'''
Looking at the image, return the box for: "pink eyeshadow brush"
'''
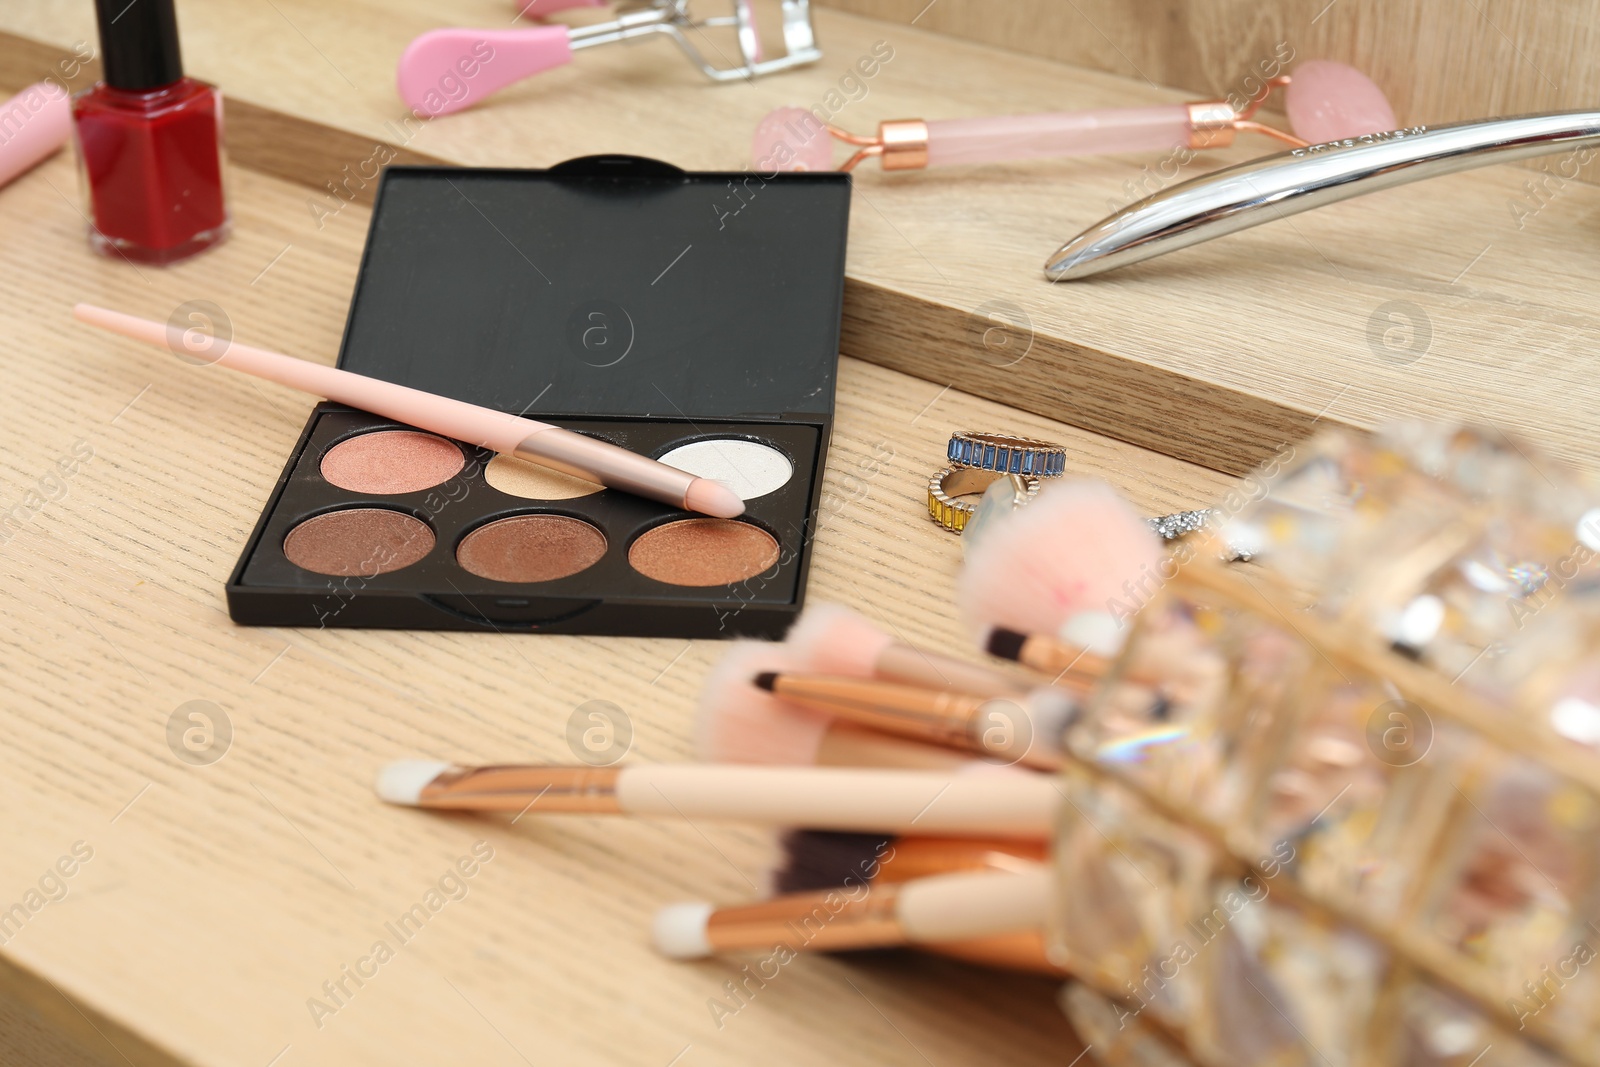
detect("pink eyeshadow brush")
[786,602,1030,697]
[73,304,744,519]
[958,480,1162,685]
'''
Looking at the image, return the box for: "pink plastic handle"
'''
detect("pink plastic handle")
[518,0,605,17]
[0,82,71,189]
[925,106,1193,167]
[397,26,573,116]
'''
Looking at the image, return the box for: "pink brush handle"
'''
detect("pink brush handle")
[397,26,572,117]
[925,105,1193,167]
[0,82,71,189]
[74,304,543,454]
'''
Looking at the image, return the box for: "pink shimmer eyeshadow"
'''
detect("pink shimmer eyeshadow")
[320,430,464,495]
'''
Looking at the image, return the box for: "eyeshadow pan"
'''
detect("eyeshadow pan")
[457,514,608,583]
[657,439,793,501]
[283,508,434,576]
[629,519,780,587]
[483,454,604,501]
[321,430,464,495]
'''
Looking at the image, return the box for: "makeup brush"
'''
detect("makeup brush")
[769,830,1064,975]
[652,865,1053,958]
[695,642,979,771]
[752,671,1076,770]
[772,829,1045,891]
[376,761,1057,837]
[73,304,744,519]
[786,602,1029,697]
[958,480,1160,684]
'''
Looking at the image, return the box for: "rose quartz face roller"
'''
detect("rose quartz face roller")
[399,0,816,117]
[754,60,1396,172]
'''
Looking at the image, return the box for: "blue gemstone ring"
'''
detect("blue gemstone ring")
[946,431,1067,477]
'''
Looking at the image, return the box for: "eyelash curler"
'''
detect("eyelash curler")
[1043,110,1600,280]
[398,0,820,117]
[753,60,1394,173]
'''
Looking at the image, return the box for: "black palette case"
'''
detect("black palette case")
[226,157,852,638]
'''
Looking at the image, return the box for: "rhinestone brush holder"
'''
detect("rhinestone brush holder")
[1048,421,1600,1067]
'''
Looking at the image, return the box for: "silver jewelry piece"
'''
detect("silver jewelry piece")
[1147,509,1212,541]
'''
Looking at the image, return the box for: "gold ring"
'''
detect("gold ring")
[927,467,1039,533]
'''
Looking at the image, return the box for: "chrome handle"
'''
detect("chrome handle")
[1045,110,1600,281]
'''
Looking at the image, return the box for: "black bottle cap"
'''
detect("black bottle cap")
[94,0,184,91]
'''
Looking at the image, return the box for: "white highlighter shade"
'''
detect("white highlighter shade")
[659,439,793,501]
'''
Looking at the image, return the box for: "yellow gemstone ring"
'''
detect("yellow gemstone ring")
[927,467,1039,533]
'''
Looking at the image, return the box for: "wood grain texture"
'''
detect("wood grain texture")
[0,146,1231,1066]
[4,5,1599,478]
[818,0,1600,185]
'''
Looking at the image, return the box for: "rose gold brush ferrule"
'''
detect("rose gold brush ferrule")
[764,674,1063,770]
[514,426,697,509]
[776,675,989,746]
[1016,634,1113,685]
[417,765,623,812]
[704,886,906,953]
[874,837,1050,884]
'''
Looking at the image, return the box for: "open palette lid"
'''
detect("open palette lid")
[337,159,852,422]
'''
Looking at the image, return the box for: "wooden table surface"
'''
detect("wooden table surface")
[3,2,1587,1064]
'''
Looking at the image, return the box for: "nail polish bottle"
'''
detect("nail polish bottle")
[72,0,229,265]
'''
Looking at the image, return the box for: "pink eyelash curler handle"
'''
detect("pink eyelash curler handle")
[518,0,604,16]
[924,106,1195,167]
[397,27,572,116]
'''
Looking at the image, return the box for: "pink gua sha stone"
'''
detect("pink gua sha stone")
[397,27,575,117]
[752,107,836,172]
[1283,60,1398,144]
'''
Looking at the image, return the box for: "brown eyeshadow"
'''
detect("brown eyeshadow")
[456,514,608,584]
[628,519,780,587]
[320,430,464,495]
[282,508,435,576]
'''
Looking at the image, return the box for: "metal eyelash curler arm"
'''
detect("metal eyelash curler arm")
[573,0,820,82]
[1045,109,1600,281]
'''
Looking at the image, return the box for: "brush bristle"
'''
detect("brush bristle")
[784,602,895,678]
[985,627,1029,662]
[771,829,895,894]
[959,481,1160,644]
[375,759,451,805]
[694,642,833,765]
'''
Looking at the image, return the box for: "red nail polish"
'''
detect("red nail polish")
[72,0,229,265]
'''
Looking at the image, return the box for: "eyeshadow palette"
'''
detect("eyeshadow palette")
[226,158,851,638]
